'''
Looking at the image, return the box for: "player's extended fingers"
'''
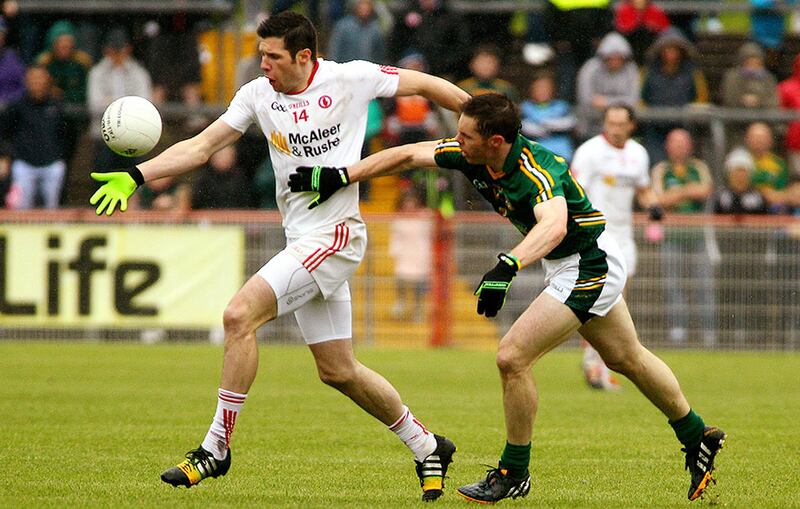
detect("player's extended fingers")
[96,194,111,215]
[119,196,128,212]
[89,187,105,205]
[476,297,485,316]
[90,172,114,182]
[105,197,119,216]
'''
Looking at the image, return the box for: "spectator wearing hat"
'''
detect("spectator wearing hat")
[640,28,708,163]
[721,42,778,109]
[36,20,93,192]
[0,15,24,107]
[87,27,153,170]
[576,32,639,138]
[715,147,768,214]
[36,20,92,104]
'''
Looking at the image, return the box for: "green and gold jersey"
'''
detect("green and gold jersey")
[434,134,605,259]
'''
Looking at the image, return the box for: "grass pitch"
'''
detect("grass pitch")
[2,342,799,508]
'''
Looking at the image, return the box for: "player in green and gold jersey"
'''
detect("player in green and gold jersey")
[288,93,726,504]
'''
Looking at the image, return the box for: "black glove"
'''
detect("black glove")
[288,165,350,209]
[474,253,520,318]
[648,204,664,221]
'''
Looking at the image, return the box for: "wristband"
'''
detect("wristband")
[648,205,664,222]
[127,166,145,187]
[498,253,521,272]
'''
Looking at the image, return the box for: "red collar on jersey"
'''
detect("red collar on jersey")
[287,60,320,95]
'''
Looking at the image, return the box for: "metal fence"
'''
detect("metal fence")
[1,210,797,351]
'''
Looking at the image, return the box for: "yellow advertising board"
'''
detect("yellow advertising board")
[0,224,243,327]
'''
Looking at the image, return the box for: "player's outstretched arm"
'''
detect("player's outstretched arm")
[396,69,469,113]
[288,141,439,209]
[90,119,242,216]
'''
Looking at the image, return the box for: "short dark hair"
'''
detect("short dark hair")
[461,93,520,143]
[257,11,318,61]
[603,103,636,123]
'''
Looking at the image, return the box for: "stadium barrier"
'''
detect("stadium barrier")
[1,210,797,351]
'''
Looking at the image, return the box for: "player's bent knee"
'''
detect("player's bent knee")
[316,364,357,389]
[223,301,255,337]
[602,348,644,376]
[496,344,528,376]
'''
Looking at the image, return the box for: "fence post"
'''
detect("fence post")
[429,212,453,347]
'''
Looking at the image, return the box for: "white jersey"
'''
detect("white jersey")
[220,59,399,238]
[571,134,650,240]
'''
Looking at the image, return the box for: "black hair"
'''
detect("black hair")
[603,103,637,123]
[257,11,318,61]
[461,93,520,143]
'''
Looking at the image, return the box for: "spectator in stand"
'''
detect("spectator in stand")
[143,13,202,107]
[390,0,469,80]
[778,53,800,176]
[389,188,432,322]
[35,20,92,104]
[0,66,66,209]
[640,28,708,163]
[742,121,792,213]
[35,20,93,199]
[191,145,251,209]
[651,129,716,345]
[614,0,671,65]
[386,52,440,147]
[456,45,519,102]
[87,27,153,171]
[750,0,797,78]
[520,72,576,161]
[0,16,24,107]
[714,148,768,214]
[543,0,613,102]
[576,32,639,138]
[327,0,386,64]
[721,42,778,109]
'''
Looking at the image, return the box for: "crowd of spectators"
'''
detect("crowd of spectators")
[1,0,800,216]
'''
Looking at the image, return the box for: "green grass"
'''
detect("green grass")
[2,343,799,508]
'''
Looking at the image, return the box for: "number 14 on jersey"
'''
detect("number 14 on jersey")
[293,109,308,123]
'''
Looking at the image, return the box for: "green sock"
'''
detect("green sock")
[669,409,705,450]
[499,441,530,479]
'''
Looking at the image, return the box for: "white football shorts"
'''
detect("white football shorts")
[256,219,366,344]
[542,230,626,317]
[609,231,636,278]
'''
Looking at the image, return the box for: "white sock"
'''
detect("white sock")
[201,388,247,460]
[389,405,437,462]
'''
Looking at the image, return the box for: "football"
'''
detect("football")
[101,96,162,157]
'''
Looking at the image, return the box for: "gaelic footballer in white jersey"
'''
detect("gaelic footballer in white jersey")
[221,59,399,238]
[571,133,650,242]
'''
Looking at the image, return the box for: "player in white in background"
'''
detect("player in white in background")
[571,104,663,391]
[88,11,469,501]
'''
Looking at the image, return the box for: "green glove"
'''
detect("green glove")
[89,167,145,216]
